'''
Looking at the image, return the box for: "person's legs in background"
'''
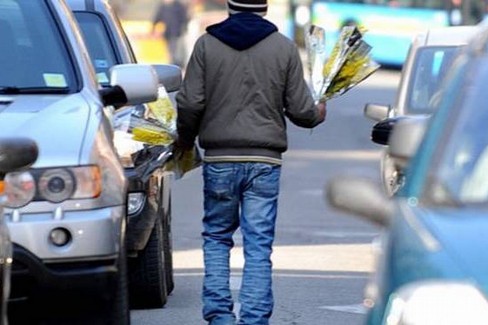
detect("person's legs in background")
[167,37,187,68]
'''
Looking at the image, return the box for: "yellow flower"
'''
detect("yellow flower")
[132,127,174,145]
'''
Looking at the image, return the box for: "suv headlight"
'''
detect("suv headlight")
[38,169,75,202]
[3,166,101,207]
[3,171,36,208]
[385,281,488,325]
[127,192,146,216]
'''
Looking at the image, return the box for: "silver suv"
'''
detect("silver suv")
[0,0,158,323]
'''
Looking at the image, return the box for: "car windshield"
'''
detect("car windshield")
[74,12,119,87]
[0,0,76,92]
[426,61,488,205]
[406,46,460,114]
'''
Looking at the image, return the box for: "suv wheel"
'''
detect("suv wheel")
[162,194,174,295]
[109,235,130,324]
[129,216,168,309]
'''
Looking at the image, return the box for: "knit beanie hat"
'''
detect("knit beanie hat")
[227,0,268,16]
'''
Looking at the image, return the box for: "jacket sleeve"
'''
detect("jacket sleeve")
[176,38,206,148]
[283,44,323,128]
[152,5,164,26]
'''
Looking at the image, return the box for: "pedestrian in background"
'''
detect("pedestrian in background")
[449,0,485,25]
[175,0,326,323]
[152,0,189,67]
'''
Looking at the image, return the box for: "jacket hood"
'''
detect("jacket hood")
[206,12,278,51]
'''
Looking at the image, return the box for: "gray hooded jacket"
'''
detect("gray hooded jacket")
[176,13,322,164]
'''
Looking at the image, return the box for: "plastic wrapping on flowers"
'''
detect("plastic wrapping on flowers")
[304,24,380,102]
[113,85,201,179]
[304,24,328,102]
[131,86,177,145]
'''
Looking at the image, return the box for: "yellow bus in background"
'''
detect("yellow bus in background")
[120,19,170,64]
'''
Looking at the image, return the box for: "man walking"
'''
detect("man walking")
[175,0,326,323]
[152,0,189,67]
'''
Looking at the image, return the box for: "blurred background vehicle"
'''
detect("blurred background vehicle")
[108,0,488,68]
[290,0,486,67]
[0,0,158,323]
[0,138,38,325]
[327,23,488,325]
[67,0,183,309]
[108,0,291,64]
[364,25,479,195]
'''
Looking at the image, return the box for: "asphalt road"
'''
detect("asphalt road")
[131,68,401,325]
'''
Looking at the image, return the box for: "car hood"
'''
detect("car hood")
[421,207,488,289]
[0,94,90,167]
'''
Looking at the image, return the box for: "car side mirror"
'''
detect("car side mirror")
[100,64,159,108]
[151,64,182,92]
[326,176,393,227]
[364,103,390,122]
[371,115,410,146]
[0,138,38,178]
[388,116,429,170]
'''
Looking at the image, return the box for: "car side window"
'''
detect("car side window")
[425,57,488,205]
[408,47,457,113]
[74,12,118,86]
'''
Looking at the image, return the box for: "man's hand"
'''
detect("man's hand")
[174,137,194,152]
[317,101,327,123]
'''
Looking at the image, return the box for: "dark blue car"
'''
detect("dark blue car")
[327,24,488,325]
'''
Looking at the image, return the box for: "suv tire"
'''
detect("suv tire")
[129,216,168,309]
[109,222,130,325]
[162,194,174,295]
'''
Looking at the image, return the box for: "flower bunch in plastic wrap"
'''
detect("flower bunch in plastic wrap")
[304,24,380,102]
[130,86,177,146]
[113,85,201,179]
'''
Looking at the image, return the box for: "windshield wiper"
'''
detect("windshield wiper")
[0,86,70,94]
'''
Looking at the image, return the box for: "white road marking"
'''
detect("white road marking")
[230,276,242,316]
[230,276,242,291]
[284,150,382,161]
[310,231,378,238]
[298,189,324,197]
[318,304,367,315]
[173,244,374,273]
[175,272,369,280]
[233,303,241,317]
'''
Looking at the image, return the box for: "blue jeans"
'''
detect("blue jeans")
[202,162,281,325]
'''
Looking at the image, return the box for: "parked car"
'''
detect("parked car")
[0,138,38,325]
[66,0,182,308]
[0,0,159,323]
[327,25,488,325]
[364,26,478,195]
